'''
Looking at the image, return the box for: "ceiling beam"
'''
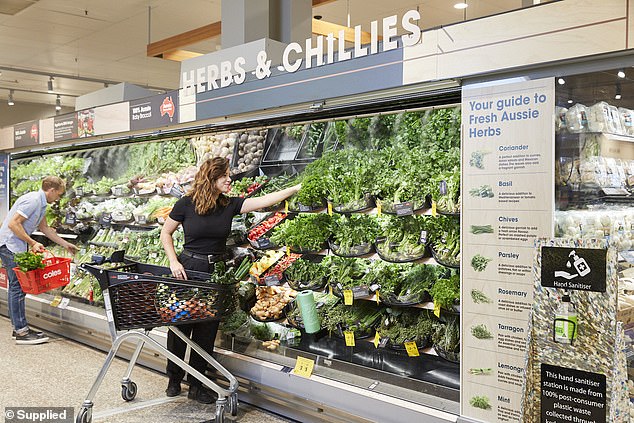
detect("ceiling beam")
[147,21,222,58]
[148,0,341,60]
[311,18,377,44]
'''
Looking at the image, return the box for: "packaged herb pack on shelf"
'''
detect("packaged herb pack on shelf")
[283,254,328,291]
[328,214,379,258]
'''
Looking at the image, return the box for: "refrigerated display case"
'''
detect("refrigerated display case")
[1,101,463,423]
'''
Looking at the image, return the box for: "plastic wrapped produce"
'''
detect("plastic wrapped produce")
[233,130,266,175]
[191,133,236,165]
[565,103,588,133]
[555,106,568,133]
[618,107,634,136]
[587,102,623,134]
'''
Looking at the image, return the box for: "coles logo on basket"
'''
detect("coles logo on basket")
[160,96,175,121]
[42,269,62,280]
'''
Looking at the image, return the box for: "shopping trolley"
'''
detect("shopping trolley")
[75,251,240,423]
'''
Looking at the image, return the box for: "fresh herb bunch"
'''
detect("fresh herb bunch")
[285,124,305,141]
[321,302,383,336]
[427,215,460,266]
[324,256,368,289]
[379,308,435,345]
[208,258,251,285]
[471,254,491,272]
[430,272,460,310]
[469,396,491,410]
[469,150,490,169]
[14,252,45,272]
[471,324,493,339]
[469,185,495,198]
[471,289,492,304]
[432,316,460,356]
[250,321,274,341]
[219,309,248,333]
[284,258,328,289]
[331,214,380,254]
[376,215,428,260]
[470,225,494,234]
[429,166,460,213]
[270,214,333,252]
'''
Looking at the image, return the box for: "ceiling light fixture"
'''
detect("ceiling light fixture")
[454,2,468,9]
[615,83,622,100]
[55,94,61,110]
[567,99,574,104]
[618,69,626,78]
[557,78,565,85]
[47,76,54,93]
[8,89,14,106]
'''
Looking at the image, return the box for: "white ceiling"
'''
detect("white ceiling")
[0,0,541,111]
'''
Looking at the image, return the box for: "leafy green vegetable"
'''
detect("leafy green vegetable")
[331,214,380,255]
[375,215,428,261]
[321,302,383,336]
[432,316,460,356]
[324,256,368,290]
[220,309,248,333]
[379,308,435,345]
[270,214,332,252]
[14,252,45,272]
[284,258,328,290]
[430,272,460,310]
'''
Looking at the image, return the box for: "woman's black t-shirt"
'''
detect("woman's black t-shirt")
[169,195,245,254]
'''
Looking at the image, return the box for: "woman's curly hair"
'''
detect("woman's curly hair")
[188,157,230,215]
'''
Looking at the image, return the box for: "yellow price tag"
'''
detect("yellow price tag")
[375,290,380,304]
[343,289,353,305]
[376,199,382,216]
[344,330,355,347]
[431,201,437,217]
[327,202,333,216]
[404,341,420,357]
[286,246,290,256]
[374,331,380,348]
[434,301,441,318]
[285,200,289,213]
[50,295,62,308]
[293,356,315,378]
[329,284,333,295]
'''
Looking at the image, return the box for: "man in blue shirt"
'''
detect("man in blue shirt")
[0,176,77,345]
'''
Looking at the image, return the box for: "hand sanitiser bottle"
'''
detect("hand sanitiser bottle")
[554,292,578,344]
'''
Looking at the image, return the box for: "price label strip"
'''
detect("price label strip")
[293,356,315,378]
[327,202,333,216]
[404,341,420,357]
[343,289,353,305]
[344,330,355,347]
[285,201,289,213]
[374,331,380,348]
[376,199,382,217]
[431,201,437,217]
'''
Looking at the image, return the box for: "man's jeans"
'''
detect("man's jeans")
[0,245,28,333]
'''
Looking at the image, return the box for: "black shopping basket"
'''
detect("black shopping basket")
[84,259,237,331]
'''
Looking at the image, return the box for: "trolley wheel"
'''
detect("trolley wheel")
[229,393,238,417]
[215,402,226,423]
[121,381,137,401]
[76,407,92,423]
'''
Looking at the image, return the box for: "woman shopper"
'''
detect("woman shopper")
[160,157,300,403]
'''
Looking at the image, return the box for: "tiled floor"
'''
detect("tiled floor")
[0,316,294,423]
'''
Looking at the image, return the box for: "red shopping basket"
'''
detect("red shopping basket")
[13,255,72,295]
